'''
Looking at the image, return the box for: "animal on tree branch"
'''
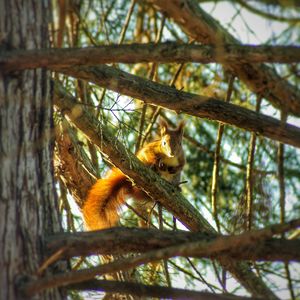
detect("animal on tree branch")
[83,119,185,230]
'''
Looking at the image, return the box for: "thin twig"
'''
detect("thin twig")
[140,52,185,146]
[124,202,156,229]
[186,258,217,293]
[284,263,296,300]
[135,104,148,152]
[212,261,228,293]
[246,96,262,230]
[158,203,172,287]
[211,75,235,232]
[278,111,287,225]
[278,111,295,300]
[37,247,67,276]
[172,259,224,292]
[118,0,136,44]
[147,201,158,227]
[135,17,165,152]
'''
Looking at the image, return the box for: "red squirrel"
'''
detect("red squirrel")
[83,119,185,230]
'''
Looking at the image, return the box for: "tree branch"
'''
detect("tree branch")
[53,65,300,148]
[67,279,261,300]
[146,0,300,117]
[55,119,97,208]
[23,219,300,296]
[1,43,300,72]
[46,226,300,262]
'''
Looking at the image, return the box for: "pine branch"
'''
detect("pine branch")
[53,65,300,148]
[46,227,300,262]
[1,43,300,72]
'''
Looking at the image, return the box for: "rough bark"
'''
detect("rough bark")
[0,1,63,299]
[54,65,300,148]
[146,0,300,117]
[24,221,299,297]
[55,120,97,208]
[53,85,279,299]
[1,43,300,71]
[46,227,300,262]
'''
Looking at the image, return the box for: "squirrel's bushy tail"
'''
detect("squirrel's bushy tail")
[83,168,129,230]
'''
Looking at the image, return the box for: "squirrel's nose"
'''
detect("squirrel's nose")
[168,152,175,157]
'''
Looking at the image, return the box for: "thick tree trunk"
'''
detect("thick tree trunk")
[0,1,63,299]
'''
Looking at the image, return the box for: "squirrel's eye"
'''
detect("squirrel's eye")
[163,141,167,145]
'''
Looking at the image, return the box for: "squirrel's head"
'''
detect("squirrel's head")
[160,119,185,157]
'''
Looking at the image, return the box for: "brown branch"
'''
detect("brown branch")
[211,75,235,232]
[135,16,165,152]
[211,122,225,231]
[277,112,296,299]
[22,220,300,296]
[46,227,213,257]
[67,279,260,300]
[146,0,300,117]
[140,60,185,146]
[58,181,76,232]
[53,64,300,148]
[278,112,287,225]
[46,227,300,261]
[185,257,219,292]
[55,119,96,208]
[118,0,136,44]
[169,259,220,291]
[246,97,261,230]
[284,263,296,300]
[2,43,300,72]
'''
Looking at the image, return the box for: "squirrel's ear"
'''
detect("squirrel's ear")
[159,118,169,135]
[177,120,185,135]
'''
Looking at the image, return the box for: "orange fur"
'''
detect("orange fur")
[83,168,129,230]
[83,120,185,230]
